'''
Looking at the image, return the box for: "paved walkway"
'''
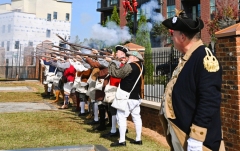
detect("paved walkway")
[0,102,57,113]
[0,86,33,92]
[2,145,108,151]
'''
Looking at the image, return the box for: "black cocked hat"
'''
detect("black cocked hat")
[162,9,204,33]
[115,45,129,54]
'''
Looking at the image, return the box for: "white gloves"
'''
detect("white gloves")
[187,137,203,151]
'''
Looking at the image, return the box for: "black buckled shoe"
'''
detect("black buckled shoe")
[93,126,106,131]
[130,140,143,145]
[105,123,112,127]
[110,141,126,147]
[87,120,99,125]
[101,131,118,138]
[78,112,86,116]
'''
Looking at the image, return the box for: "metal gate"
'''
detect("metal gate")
[143,47,182,102]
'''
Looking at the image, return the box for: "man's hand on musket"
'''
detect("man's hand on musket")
[105,57,112,62]
[73,58,78,62]
[82,55,88,59]
[92,49,98,54]
[75,55,82,60]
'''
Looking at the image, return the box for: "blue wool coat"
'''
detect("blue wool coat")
[169,45,223,150]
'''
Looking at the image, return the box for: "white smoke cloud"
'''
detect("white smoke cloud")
[90,21,131,46]
[140,0,164,23]
[138,22,153,32]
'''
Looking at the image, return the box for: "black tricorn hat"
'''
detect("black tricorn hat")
[162,9,204,33]
[115,45,129,54]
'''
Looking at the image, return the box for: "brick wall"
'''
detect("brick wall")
[128,100,165,136]
[175,0,181,10]
[200,0,211,44]
[140,106,164,135]
[216,35,240,151]
[119,0,127,27]
[162,0,167,17]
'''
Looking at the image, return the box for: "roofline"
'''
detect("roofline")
[57,1,72,3]
[0,3,11,5]
[0,11,35,15]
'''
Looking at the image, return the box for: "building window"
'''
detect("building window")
[47,13,51,21]
[198,4,201,18]
[7,25,10,33]
[2,25,5,33]
[111,0,118,5]
[46,30,51,37]
[53,12,57,19]
[210,0,216,20]
[13,9,21,12]
[66,13,70,21]
[1,41,4,47]
[28,41,33,46]
[15,41,19,49]
[7,41,10,51]
[97,1,101,9]
[6,59,9,64]
[167,5,175,18]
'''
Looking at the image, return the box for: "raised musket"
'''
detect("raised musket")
[56,35,112,55]
[52,45,115,59]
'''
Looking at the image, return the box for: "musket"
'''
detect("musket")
[52,45,115,59]
[36,48,83,61]
[56,36,112,55]
[56,34,79,51]
[32,54,53,59]
[33,53,83,62]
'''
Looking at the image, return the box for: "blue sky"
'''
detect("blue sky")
[0,0,100,42]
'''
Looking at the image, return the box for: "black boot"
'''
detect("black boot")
[43,92,51,99]
[106,110,112,127]
[94,104,106,131]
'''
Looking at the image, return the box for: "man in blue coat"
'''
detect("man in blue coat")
[160,10,225,151]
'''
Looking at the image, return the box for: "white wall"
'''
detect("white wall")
[0,0,72,66]
[0,12,71,66]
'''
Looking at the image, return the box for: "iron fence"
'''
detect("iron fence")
[143,47,182,102]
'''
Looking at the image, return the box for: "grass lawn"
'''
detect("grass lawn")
[0,81,44,102]
[0,81,170,151]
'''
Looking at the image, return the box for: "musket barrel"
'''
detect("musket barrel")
[59,40,112,55]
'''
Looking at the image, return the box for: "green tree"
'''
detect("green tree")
[110,6,120,25]
[125,12,134,35]
[69,35,82,50]
[73,35,81,45]
[136,15,154,84]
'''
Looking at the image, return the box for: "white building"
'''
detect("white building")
[0,0,72,66]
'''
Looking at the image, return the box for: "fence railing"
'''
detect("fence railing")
[143,48,182,102]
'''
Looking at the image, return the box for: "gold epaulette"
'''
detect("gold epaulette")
[203,47,219,72]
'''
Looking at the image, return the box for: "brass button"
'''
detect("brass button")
[200,132,204,135]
